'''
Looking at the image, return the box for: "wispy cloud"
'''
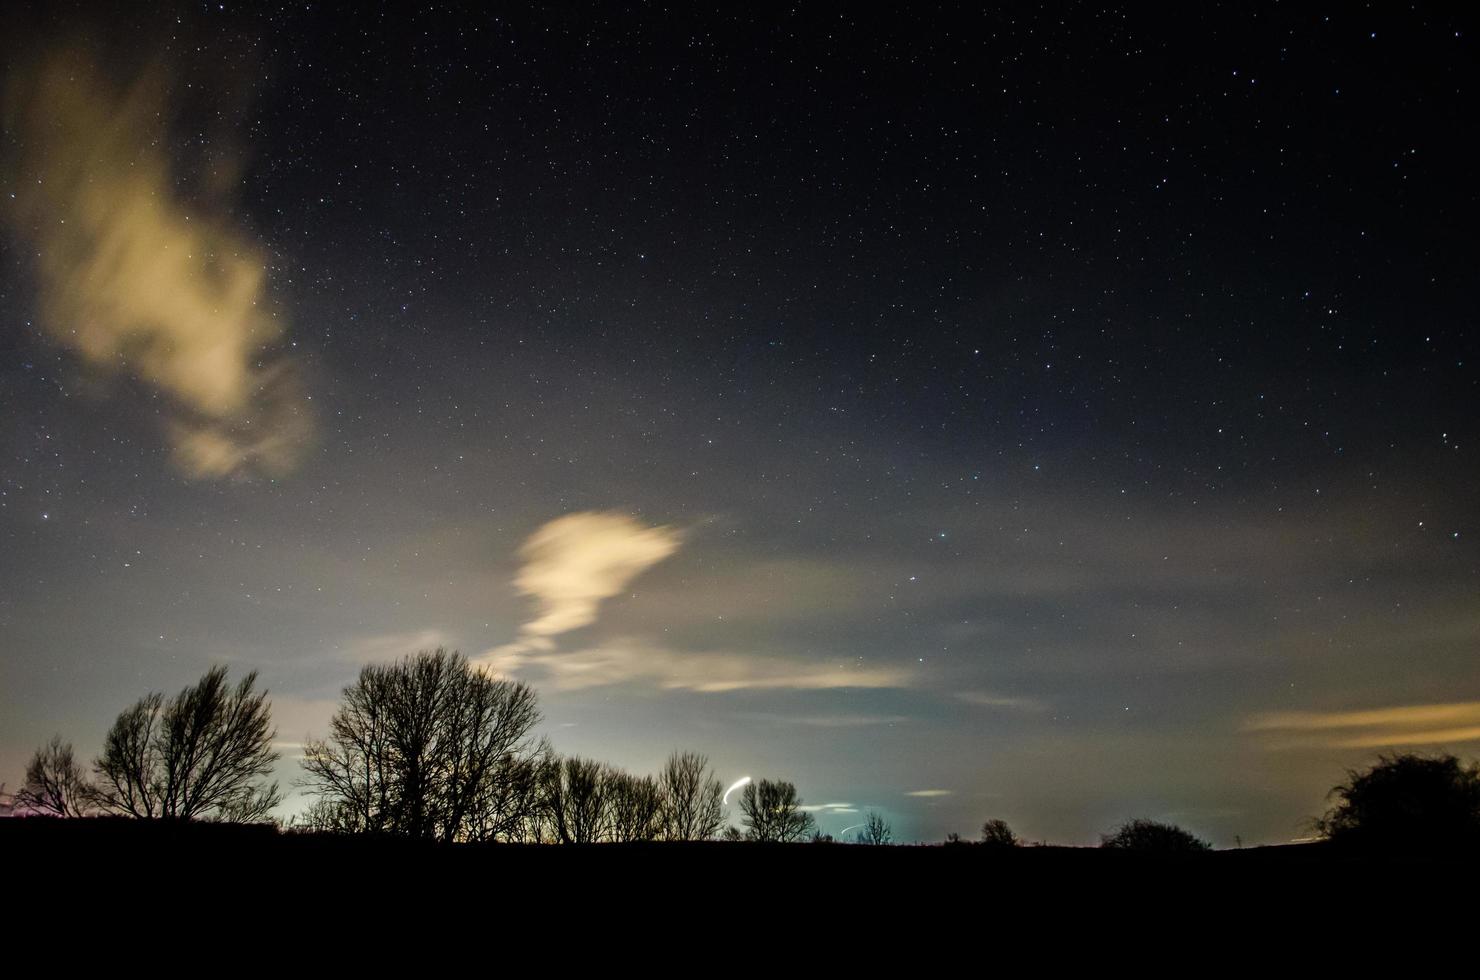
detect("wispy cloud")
[4,45,311,477]
[906,789,952,798]
[1247,701,1480,749]
[485,639,908,693]
[956,691,1045,711]
[800,802,859,814]
[738,712,909,728]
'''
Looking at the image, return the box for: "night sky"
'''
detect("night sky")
[2,3,1476,845]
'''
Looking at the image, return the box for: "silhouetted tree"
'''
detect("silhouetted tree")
[856,809,892,844]
[546,755,608,843]
[301,649,542,841]
[1100,818,1210,852]
[605,769,664,842]
[659,750,724,840]
[465,745,554,843]
[1316,753,1480,850]
[720,825,745,842]
[289,797,359,834]
[93,667,281,821]
[739,778,816,842]
[980,818,1020,848]
[16,735,94,817]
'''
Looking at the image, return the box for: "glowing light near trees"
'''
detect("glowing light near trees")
[722,776,751,805]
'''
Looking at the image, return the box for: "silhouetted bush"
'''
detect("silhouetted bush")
[1100,818,1210,852]
[980,818,1020,848]
[1316,753,1480,850]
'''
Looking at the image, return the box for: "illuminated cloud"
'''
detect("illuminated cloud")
[484,639,909,693]
[512,511,682,640]
[481,511,909,692]
[3,46,311,478]
[1247,701,1480,749]
[906,789,953,798]
[262,695,340,747]
[956,691,1045,711]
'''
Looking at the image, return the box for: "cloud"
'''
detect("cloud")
[484,639,909,693]
[3,45,311,478]
[510,511,682,641]
[905,789,953,798]
[956,691,1045,711]
[481,511,909,693]
[264,696,341,744]
[737,712,909,728]
[799,802,859,814]
[1247,701,1480,749]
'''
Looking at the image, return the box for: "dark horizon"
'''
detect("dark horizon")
[2,3,1477,847]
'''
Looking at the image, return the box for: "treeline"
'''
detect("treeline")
[11,650,821,844]
[12,651,1480,851]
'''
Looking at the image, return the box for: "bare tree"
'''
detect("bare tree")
[739,778,816,842]
[855,809,892,845]
[301,649,544,842]
[16,735,94,817]
[605,769,664,842]
[463,743,556,843]
[437,657,544,842]
[300,665,396,834]
[659,750,724,841]
[93,668,281,821]
[93,692,164,817]
[546,755,609,843]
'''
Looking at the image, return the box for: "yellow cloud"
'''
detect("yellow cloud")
[480,511,910,693]
[513,511,682,640]
[1248,701,1480,749]
[4,45,311,478]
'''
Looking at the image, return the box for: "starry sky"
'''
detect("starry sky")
[2,3,1477,845]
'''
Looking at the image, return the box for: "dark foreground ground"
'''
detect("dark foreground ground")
[5,818,1472,955]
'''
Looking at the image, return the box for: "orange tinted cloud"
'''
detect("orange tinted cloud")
[1248,701,1480,749]
[4,46,311,477]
